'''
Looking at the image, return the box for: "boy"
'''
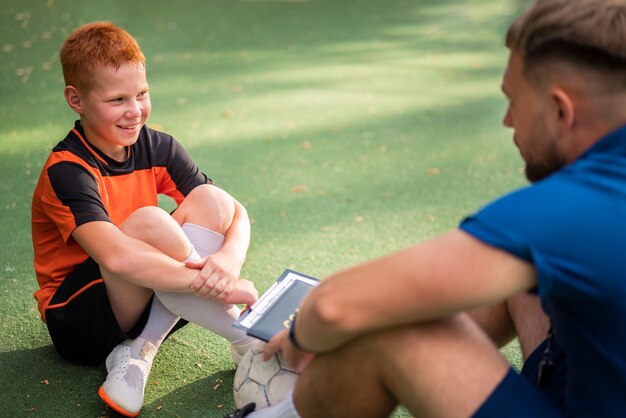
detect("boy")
[31,22,258,417]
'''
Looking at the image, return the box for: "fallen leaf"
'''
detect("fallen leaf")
[40,379,49,385]
[291,184,308,193]
[426,168,440,176]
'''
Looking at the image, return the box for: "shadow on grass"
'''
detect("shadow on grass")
[145,369,236,418]
[0,346,107,417]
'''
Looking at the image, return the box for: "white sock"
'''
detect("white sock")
[247,389,301,418]
[135,292,180,350]
[155,223,252,346]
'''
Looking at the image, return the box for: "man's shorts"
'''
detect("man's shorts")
[473,337,567,417]
[45,257,152,366]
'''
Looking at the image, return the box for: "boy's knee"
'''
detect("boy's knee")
[176,185,237,234]
[120,206,179,238]
[125,206,171,227]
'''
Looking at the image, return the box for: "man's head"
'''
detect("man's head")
[60,21,145,92]
[502,0,626,182]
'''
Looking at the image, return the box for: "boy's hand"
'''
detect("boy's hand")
[187,250,251,301]
[186,250,237,297]
[223,279,258,305]
[264,329,315,373]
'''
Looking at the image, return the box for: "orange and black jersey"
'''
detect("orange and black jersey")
[32,121,211,321]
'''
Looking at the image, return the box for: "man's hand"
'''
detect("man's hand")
[264,329,315,373]
[187,249,242,300]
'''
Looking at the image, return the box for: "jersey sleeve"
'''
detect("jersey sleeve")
[42,161,111,242]
[158,136,213,203]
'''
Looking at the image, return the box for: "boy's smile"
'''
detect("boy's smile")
[73,62,151,161]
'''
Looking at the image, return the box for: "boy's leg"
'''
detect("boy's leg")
[100,185,254,415]
[164,184,257,362]
[99,206,195,417]
[156,224,257,364]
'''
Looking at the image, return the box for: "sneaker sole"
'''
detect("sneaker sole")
[98,385,141,417]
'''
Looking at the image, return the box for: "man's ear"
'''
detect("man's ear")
[64,85,83,114]
[551,87,575,134]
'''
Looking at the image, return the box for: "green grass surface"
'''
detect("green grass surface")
[1,0,527,416]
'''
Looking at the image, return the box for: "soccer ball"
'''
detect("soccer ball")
[233,340,299,409]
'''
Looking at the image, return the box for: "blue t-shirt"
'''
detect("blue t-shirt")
[460,125,626,417]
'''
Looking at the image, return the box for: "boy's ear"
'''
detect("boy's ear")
[64,85,83,114]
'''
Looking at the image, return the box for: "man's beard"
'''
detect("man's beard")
[523,133,567,182]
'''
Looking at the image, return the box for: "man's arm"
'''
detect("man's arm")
[294,229,537,353]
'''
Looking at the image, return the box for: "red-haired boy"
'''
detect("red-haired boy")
[32,22,258,417]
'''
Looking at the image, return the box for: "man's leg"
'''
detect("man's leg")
[469,291,550,360]
[246,314,510,418]
[297,315,510,418]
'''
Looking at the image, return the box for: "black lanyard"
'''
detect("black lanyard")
[537,325,555,388]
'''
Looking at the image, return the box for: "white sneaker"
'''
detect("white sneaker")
[230,336,259,366]
[98,338,157,417]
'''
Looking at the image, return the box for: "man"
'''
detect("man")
[227,0,626,416]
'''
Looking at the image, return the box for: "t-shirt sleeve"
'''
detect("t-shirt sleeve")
[42,161,111,242]
[159,137,213,203]
[459,188,535,264]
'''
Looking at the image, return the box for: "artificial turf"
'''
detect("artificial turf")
[1,0,526,416]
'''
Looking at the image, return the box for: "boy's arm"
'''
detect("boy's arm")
[73,221,200,292]
[269,229,536,357]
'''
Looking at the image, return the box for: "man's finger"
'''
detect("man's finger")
[264,331,286,361]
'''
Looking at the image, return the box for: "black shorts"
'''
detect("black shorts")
[473,336,567,417]
[45,257,152,366]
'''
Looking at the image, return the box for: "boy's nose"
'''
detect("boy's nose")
[126,102,142,119]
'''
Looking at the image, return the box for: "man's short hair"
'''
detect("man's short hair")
[60,21,145,91]
[506,0,626,91]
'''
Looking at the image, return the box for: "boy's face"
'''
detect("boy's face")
[76,62,151,160]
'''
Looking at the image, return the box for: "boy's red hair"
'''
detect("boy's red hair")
[60,21,145,91]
